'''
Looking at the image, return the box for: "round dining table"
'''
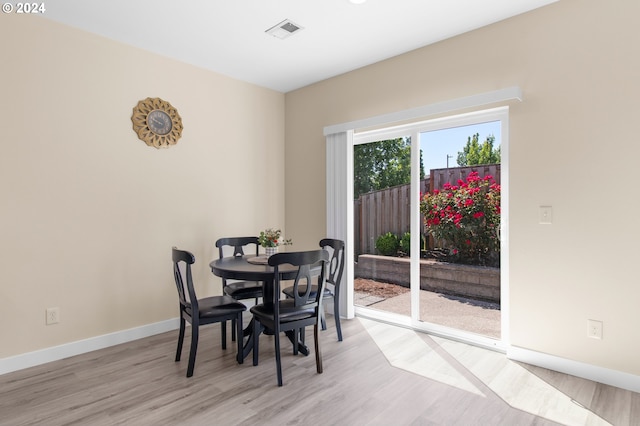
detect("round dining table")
[209,255,309,362]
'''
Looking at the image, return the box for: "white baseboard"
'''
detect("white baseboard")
[0,318,180,376]
[508,345,640,394]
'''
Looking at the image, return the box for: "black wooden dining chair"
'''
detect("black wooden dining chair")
[215,237,263,340]
[282,238,345,341]
[250,249,330,386]
[172,247,246,377]
[215,237,263,301]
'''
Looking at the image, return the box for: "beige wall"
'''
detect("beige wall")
[285,0,640,377]
[0,17,285,357]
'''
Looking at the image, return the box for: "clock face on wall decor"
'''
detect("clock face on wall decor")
[131,97,183,149]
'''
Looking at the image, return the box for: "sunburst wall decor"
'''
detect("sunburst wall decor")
[131,97,183,149]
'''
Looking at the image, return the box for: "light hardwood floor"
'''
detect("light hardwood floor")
[1,316,638,425]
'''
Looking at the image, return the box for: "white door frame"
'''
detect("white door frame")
[325,88,521,351]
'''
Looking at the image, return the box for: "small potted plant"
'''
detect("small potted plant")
[258,228,292,256]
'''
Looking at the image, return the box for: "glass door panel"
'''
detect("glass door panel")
[353,137,415,318]
[418,121,501,339]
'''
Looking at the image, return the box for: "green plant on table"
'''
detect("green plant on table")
[258,228,292,248]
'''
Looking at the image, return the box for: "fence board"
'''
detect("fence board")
[430,164,500,192]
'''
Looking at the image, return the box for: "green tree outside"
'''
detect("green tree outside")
[456,133,500,166]
[354,138,424,199]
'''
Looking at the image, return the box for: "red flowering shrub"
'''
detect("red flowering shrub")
[420,171,500,267]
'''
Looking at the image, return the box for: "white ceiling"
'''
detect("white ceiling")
[42,0,557,93]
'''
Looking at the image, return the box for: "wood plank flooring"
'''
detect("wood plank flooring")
[1,316,638,425]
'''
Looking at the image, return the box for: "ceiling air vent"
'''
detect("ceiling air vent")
[265,19,304,40]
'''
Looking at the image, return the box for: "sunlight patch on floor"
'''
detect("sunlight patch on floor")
[359,317,485,396]
[432,335,612,426]
[360,318,611,426]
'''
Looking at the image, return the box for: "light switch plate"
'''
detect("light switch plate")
[539,206,552,224]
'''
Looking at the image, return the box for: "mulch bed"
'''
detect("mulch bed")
[354,278,410,299]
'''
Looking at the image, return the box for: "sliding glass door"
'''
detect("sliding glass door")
[352,107,508,348]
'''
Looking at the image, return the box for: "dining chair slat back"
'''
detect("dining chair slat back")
[215,237,263,301]
[282,238,345,341]
[172,247,246,377]
[250,249,330,386]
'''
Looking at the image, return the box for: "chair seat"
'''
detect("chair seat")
[224,281,263,300]
[186,295,247,318]
[250,300,316,323]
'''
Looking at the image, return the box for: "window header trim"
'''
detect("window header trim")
[323,86,522,136]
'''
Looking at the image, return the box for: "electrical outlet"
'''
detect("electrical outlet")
[587,319,602,340]
[46,307,59,325]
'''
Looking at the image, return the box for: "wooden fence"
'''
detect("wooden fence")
[430,164,500,193]
[354,164,500,255]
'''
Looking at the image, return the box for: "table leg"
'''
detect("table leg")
[243,323,308,362]
[242,323,251,337]
[240,318,260,362]
[285,330,309,356]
